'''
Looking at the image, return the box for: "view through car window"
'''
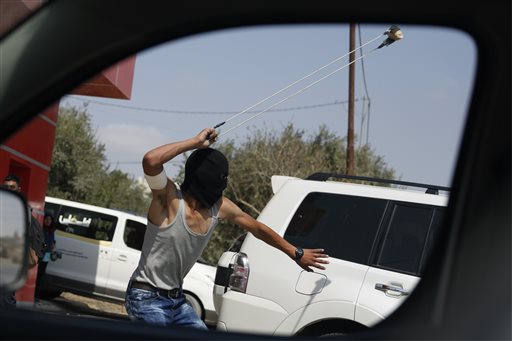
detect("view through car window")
[1,22,476,336]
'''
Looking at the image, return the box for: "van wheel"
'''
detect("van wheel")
[38,289,62,300]
[184,292,204,320]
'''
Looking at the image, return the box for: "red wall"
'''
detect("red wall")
[0,103,58,304]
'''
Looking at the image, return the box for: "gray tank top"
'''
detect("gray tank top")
[131,190,219,290]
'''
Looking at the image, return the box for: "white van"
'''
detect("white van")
[213,173,449,336]
[42,196,217,325]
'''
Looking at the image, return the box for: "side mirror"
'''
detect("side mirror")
[0,188,29,291]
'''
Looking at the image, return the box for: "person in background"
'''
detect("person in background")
[35,213,57,300]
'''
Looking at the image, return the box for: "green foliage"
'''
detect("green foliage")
[93,169,150,216]
[197,123,396,264]
[47,105,150,215]
[48,105,106,201]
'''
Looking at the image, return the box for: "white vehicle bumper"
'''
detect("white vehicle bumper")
[216,290,288,335]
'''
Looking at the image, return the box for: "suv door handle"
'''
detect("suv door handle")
[375,283,409,297]
[116,254,128,262]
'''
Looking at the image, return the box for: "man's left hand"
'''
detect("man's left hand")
[297,248,329,272]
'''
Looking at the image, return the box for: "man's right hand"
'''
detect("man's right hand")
[196,128,217,148]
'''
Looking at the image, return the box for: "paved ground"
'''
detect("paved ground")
[31,292,216,330]
[32,293,216,329]
[33,292,129,320]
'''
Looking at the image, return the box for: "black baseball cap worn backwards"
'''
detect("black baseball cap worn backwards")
[181,148,229,208]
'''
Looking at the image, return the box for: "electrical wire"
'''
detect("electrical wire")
[65,96,365,115]
[358,24,372,146]
[358,24,372,102]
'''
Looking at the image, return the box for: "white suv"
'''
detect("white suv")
[213,173,449,336]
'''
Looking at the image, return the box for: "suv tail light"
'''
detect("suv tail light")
[228,252,250,293]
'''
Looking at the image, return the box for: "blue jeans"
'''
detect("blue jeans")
[125,285,207,330]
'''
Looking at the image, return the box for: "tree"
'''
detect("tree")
[48,105,150,215]
[93,169,150,215]
[48,105,107,202]
[185,123,397,264]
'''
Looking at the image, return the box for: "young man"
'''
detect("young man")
[125,128,329,330]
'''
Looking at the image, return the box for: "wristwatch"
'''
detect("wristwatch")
[294,247,304,261]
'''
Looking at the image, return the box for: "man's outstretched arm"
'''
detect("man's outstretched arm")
[219,197,329,272]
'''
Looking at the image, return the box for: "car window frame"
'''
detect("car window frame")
[0,1,508,340]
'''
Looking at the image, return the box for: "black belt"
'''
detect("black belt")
[130,281,182,299]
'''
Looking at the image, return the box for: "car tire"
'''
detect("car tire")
[184,292,204,321]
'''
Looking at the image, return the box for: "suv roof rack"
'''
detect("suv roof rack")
[305,172,450,195]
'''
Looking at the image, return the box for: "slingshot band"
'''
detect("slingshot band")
[145,169,168,190]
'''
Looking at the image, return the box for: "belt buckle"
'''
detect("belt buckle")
[168,288,180,299]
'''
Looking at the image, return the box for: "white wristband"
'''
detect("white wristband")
[144,169,168,190]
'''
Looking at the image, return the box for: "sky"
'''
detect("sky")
[62,23,476,188]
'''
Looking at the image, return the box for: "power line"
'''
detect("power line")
[358,24,372,101]
[65,95,366,115]
[357,24,372,146]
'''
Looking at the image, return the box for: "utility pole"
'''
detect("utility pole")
[346,23,355,175]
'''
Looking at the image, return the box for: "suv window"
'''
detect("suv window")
[421,208,445,272]
[375,203,443,275]
[284,192,387,265]
[228,233,247,252]
[53,205,118,242]
[123,219,146,251]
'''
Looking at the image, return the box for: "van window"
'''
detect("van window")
[124,219,146,251]
[44,202,60,218]
[284,192,387,265]
[375,203,437,275]
[55,205,118,242]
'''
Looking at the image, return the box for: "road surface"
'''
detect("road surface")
[31,292,128,320]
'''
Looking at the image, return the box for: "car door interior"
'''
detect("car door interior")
[0,1,509,339]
